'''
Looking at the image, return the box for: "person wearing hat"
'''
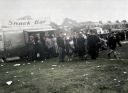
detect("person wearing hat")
[57,32,65,62]
[87,30,100,59]
[77,33,86,60]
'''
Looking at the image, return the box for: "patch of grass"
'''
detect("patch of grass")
[0,44,128,93]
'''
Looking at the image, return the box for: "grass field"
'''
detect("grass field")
[0,43,128,93]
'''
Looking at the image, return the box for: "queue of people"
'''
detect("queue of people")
[27,34,58,61]
[27,29,126,62]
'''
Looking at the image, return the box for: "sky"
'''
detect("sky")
[0,0,128,24]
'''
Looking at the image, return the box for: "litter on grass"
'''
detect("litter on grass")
[118,81,121,83]
[123,72,127,74]
[52,65,57,67]
[109,59,118,61]
[114,79,117,81]
[31,72,34,75]
[6,72,9,74]
[6,81,12,85]
[97,66,101,68]
[27,63,31,65]
[41,61,44,63]
[13,64,21,66]
[51,68,54,70]
[83,74,88,77]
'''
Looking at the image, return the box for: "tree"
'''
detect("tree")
[115,20,120,29]
[107,21,112,24]
[99,21,103,24]
[122,20,127,23]
[115,20,120,23]
[121,20,127,28]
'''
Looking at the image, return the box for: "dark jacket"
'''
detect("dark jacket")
[57,37,65,48]
[107,35,117,50]
[77,36,85,49]
[87,35,100,58]
[87,35,100,48]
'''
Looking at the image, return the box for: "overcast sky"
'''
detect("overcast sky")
[0,0,128,24]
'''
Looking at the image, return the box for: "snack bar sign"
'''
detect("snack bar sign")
[8,20,46,26]
[8,16,49,26]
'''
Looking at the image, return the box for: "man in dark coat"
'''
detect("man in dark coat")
[115,32,122,47]
[34,34,41,60]
[107,33,117,50]
[73,35,78,55]
[27,35,35,61]
[126,30,128,40]
[77,33,85,60]
[40,36,46,60]
[107,32,121,58]
[120,31,125,41]
[87,31,100,59]
[57,33,65,62]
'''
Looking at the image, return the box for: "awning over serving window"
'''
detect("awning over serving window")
[23,28,56,32]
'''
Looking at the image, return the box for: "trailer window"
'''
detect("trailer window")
[0,35,2,41]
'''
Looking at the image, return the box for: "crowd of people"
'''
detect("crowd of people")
[27,29,128,62]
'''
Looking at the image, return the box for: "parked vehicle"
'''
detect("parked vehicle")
[0,28,56,60]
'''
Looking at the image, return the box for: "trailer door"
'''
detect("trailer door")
[0,32,4,51]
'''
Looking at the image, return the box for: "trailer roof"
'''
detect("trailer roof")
[23,28,56,32]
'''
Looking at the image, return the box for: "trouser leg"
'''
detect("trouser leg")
[58,47,65,62]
